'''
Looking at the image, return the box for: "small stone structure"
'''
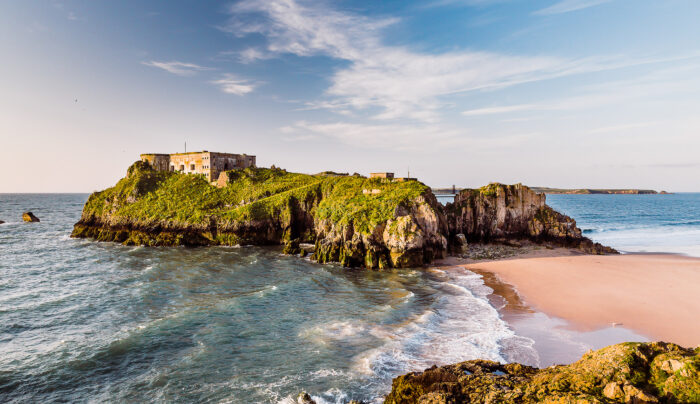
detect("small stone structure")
[140,151,256,182]
[370,172,394,179]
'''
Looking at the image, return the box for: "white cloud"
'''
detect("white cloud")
[282,120,536,151]
[210,74,257,95]
[238,48,274,63]
[588,121,660,134]
[142,61,210,76]
[222,0,666,123]
[462,104,538,116]
[461,63,700,117]
[534,0,613,15]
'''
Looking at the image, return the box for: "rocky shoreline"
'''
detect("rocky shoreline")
[384,342,700,403]
[72,162,615,268]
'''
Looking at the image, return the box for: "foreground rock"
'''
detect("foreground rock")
[0,220,4,224]
[385,342,699,403]
[72,163,614,268]
[22,212,40,222]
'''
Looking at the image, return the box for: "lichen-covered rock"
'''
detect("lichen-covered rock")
[446,183,616,254]
[22,212,40,222]
[384,342,700,403]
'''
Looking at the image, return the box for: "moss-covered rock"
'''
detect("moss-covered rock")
[72,162,446,268]
[384,342,700,403]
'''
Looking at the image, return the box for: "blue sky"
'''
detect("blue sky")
[2,0,700,192]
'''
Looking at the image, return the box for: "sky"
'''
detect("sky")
[1,0,699,192]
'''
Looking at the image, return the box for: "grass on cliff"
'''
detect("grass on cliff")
[83,162,430,234]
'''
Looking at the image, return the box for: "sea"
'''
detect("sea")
[1,193,698,403]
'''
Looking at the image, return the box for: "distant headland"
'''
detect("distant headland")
[529,187,672,195]
[434,187,672,195]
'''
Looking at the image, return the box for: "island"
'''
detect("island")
[71,160,614,269]
[529,187,664,194]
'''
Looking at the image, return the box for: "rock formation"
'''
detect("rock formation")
[384,342,700,403]
[72,163,615,268]
[72,162,446,269]
[22,212,40,222]
[445,183,615,254]
[0,220,5,224]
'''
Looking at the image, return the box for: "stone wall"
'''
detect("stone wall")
[139,151,256,182]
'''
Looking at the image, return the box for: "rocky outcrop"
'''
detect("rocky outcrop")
[72,162,447,269]
[314,192,448,269]
[72,163,616,268]
[445,183,616,254]
[22,212,40,222]
[384,342,700,403]
[0,220,4,224]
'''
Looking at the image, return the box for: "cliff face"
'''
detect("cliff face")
[446,183,616,254]
[72,162,447,269]
[385,342,700,404]
[314,192,448,268]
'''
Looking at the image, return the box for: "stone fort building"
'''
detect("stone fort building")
[140,151,256,182]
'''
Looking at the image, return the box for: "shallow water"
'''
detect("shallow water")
[0,194,538,403]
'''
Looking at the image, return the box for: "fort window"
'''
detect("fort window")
[179,165,185,171]
[170,166,174,172]
[190,164,195,171]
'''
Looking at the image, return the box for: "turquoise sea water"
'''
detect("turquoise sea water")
[0,193,696,402]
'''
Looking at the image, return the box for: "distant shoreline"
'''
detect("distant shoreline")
[432,187,673,195]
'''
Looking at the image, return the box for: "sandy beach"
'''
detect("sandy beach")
[459,251,700,347]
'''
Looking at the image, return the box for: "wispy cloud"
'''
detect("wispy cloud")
[463,104,537,116]
[142,61,210,76]
[534,0,613,15]
[238,48,275,64]
[221,0,673,123]
[281,120,536,151]
[210,74,257,95]
[588,121,660,134]
[462,62,700,117]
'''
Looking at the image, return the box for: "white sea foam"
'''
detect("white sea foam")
[344,266,539,390]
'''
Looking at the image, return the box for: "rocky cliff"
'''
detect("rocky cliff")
[72,163,614,268]
[384,342,700,403]
[445,183,616,254]
[72,162,447,269]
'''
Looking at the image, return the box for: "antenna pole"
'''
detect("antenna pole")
[185,141,187,153]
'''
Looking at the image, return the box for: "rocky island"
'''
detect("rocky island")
[72,161,614,268]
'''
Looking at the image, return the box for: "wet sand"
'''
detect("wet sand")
[456,251,700,348]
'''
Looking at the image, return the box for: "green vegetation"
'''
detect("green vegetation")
[316,176,428,234]
[81,162,429,235]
